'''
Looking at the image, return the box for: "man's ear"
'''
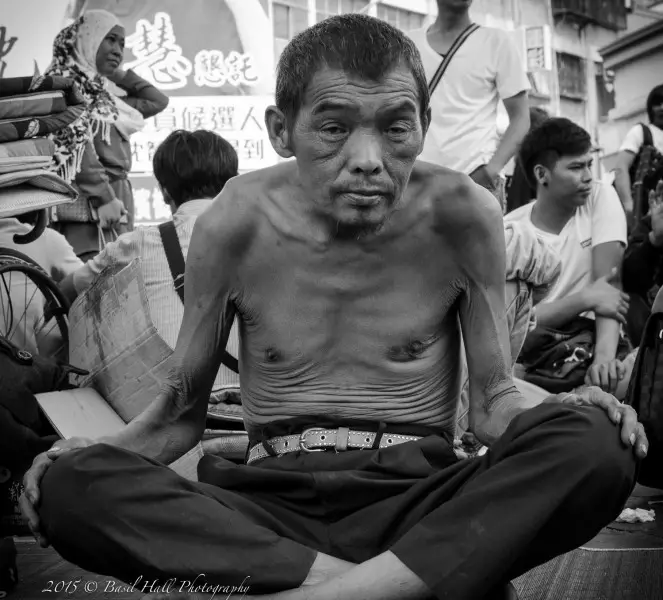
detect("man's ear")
[533,163,549,187]
[265,106,294,159]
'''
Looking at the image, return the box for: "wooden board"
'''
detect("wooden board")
[35,388,125,440]
[35,387,202,481]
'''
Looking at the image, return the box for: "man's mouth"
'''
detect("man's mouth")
[344,192,384,207]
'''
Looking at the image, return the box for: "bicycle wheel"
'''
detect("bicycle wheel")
[0,249,70,360]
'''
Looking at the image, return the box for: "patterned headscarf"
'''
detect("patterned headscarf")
[43,10,122,182]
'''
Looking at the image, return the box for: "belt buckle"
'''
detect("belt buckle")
[299,427,326,453]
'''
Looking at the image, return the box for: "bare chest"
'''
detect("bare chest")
[233,233,465,367]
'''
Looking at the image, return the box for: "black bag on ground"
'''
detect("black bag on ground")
[0,335,87,536]
[519,316,632,394]
[625,302,663,489]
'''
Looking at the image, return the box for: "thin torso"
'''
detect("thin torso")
[228,164,472,438]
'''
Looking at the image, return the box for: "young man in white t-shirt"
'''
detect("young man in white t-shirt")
[505,118,635,398]
[408,0,530,207]
[613,83,663,215]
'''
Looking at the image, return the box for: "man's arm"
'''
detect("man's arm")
[592,241,625,363]
[451,181,543,445]
[487,92,530,176]
[533,293,593,330]
[99,190,249,464]
[58,231,139,304]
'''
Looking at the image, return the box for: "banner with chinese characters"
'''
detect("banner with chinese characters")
[88,0,275,97]
[84,0,277,225]
[128,95,275,224]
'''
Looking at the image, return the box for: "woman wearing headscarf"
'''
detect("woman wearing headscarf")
[46,9,168,261]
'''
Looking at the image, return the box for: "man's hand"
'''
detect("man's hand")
[544,386,648,459]
[583,267,630,324]
[97,198,125,229]
[585,358,626,394]
[648,180,663,248]
[20,437,95,547]
[469,164,499,191]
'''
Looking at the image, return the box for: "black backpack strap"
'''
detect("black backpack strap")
[158,221,185,303]
[641,123,653,147]
[428,23,480,96]
[158,221,239,374]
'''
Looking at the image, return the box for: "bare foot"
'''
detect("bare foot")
[301,552,357,586]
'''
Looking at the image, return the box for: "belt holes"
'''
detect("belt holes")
[320,435,326,440]
[365,437,371,443]
[386,438,393,444]
[284,441,289,447]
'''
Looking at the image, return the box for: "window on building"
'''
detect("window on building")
[273,0,309,39]
[273,0,309,62]
[556,52,587,100]
[316,0,369,22]
[376,5,425,31]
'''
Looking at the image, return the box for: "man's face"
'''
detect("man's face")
[286,66,427,237]
[546,152,594,207]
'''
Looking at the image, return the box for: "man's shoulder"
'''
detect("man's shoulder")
[412,162,503,236]
[504,202,534,223]
[193,164,295,247]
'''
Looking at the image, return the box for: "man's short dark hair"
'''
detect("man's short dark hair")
[646,84,663,124]
[275,14,429,125]
[518,117,592,188]
[152,130,238,207]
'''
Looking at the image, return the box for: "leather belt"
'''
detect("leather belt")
[246,427,422,465]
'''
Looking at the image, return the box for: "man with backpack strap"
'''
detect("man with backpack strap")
[408,0,531,211]
[613,83,663,222]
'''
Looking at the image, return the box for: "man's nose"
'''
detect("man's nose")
[346,130,384,175]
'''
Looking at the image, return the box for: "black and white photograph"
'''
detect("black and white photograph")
[1,0,663,598]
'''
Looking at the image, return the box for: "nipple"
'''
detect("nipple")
[264,347,281,363]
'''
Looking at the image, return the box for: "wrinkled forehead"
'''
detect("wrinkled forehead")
[299,65,422,119]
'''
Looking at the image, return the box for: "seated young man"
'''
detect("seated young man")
[59,129,241,398]
[21,15,647,600]
[505,118,636,399]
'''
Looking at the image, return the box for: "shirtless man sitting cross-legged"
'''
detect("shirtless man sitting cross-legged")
[21,14,648,600]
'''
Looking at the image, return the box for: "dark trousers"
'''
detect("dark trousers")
[39,403,637,599]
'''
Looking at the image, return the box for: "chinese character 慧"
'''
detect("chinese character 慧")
[125,12,192,90]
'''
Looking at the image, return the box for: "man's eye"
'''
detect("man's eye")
[321,125,346,136]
